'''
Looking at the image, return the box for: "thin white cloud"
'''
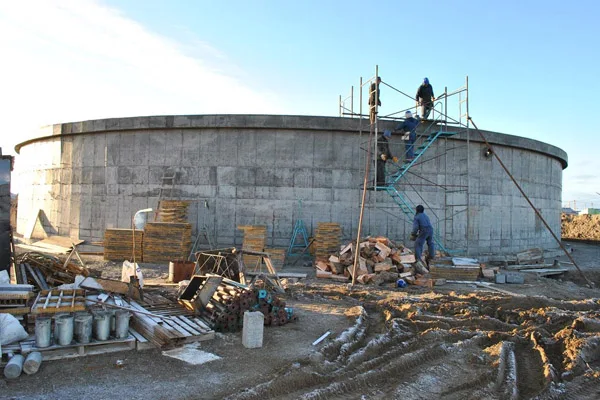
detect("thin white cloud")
[0,0,283,154]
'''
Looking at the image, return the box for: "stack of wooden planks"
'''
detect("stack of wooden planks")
[104,229,143,261]
[314,222,342,261]
[0,284,34,315]
[238,225,267,267]
[143,222,192,263]
[128,294,214,347]
[264,247,286,270]
[158,200,190,223]
[430,264,481,281]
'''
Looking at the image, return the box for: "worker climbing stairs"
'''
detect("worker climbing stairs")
[374,120,462,254]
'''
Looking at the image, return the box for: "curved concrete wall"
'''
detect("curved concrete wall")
[14,115,567,255]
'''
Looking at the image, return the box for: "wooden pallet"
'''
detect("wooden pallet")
[31,289,87,314]
[15,335,135,361]
[128,299,214,347]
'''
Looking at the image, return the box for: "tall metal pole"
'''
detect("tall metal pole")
[469,117,594,288]
[351,86,354,116]
[465,76,471,255]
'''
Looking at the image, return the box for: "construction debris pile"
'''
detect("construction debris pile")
[315,236,421,285]
[561,213,600,240]
[14,252,89,290]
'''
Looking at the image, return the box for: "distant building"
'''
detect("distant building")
[579,208,600,215]
[562,207,578,215]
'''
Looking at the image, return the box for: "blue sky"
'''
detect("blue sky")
[1,0,598,206]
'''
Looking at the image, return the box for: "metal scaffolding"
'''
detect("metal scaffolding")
[339,66,472,255]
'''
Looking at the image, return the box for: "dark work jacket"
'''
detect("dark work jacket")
[416,83,434,103]
[412,212,433,235]
[369,82,381,106]
[377,135,392,160]
[396,117,419,140]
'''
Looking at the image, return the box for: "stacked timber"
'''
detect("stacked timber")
[143,222,192,263]
[316,236,431,286]
[198,280,296,332]
[264,247,286,270]
[158,200,190,223]
[238,225,267,267]
[103,229,143,261]
[314,222,342,261]
[128,298,214,347]
[429,258,481,281]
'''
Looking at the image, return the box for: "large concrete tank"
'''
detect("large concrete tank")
[14,115,567,255]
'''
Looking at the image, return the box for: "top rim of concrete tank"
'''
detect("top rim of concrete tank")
[14,114,568,168]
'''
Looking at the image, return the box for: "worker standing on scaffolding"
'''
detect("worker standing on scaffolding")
[410,204,435,270]
[376,130,397,186]
[395,111,420,162]
[368,77,382,124]
[416,77,435,120]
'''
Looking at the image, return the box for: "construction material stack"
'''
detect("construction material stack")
[238,225,267,267]
[264,247,286,270]
[142,222,192,263]
[197,280,296,332]
[103,229,143,261]
[314,222,342,261]
[157,200,190,223]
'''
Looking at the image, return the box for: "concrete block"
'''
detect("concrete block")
[495,274,506,284]
[242,311,264,349]
[505,272,524,284]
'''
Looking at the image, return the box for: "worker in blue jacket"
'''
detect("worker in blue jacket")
[410,205,435,264]
[395,111,419,162]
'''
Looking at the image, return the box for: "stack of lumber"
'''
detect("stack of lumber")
[103,229,143,261]
[315,236,423,285]
[238,225,267,267]
[128,294,214,347]
[314,222,342,260]
[429,257,481,281]
[158,200,190,223]
[16,252,89,288]
[143,222,192,263]
[265,247,286,270]
[196,279,296,332]
[0,284,34,315]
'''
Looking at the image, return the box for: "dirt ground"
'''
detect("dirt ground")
[2,242,600,400]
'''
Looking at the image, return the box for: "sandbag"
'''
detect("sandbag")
[0,313,28,345]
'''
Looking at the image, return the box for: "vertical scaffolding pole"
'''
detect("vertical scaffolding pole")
[465,75,471,255]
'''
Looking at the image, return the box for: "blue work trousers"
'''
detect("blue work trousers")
[415,227,435,261]
[405,132,416,159]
